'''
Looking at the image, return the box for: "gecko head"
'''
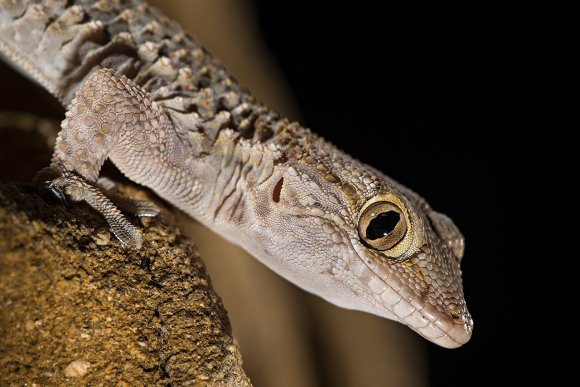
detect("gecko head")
[348,187,473,348]
[257,145,472,349]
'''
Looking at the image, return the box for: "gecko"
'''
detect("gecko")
[0,0,472,348]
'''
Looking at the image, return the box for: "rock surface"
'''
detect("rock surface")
[0,183,250,385]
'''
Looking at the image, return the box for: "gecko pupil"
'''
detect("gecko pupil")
[366,211,400,240]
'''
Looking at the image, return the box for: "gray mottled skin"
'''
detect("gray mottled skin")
[0,0,472,348]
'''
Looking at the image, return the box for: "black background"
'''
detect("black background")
[253,1,576,386]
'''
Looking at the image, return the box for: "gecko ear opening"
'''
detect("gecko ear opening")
[272,177,284,203]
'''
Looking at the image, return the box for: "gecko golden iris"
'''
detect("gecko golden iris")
[0,0,472,348]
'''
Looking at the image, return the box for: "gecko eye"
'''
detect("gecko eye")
[358,201,407,251]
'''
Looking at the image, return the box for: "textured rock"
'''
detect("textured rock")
[0,183,250,385]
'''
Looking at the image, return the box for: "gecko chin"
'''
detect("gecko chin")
[316,254,473,349]
[337,211,473,348]
[352,273,473,349]
[325,245,473,349]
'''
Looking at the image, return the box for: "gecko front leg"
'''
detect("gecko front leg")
[35,166,145,247]
[34,68,170,248]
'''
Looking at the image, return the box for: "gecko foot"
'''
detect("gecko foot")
[34,166,145,248]
[97,177,160,218]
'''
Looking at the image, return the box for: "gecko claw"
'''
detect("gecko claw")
[38,181,67,205]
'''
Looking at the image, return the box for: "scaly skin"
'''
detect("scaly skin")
[0,0,472,348]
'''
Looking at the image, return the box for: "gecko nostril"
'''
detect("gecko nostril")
[272,177,284,203]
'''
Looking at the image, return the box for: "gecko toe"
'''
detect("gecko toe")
[97,184,160,218]
[130,199,160,217]
[109,217,143,249]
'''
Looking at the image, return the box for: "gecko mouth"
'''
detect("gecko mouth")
[359,265,473,348]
